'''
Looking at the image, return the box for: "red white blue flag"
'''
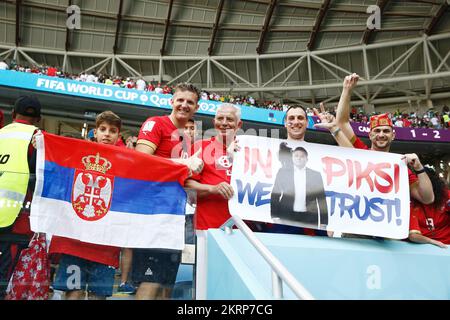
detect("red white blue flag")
[30,132,189,249]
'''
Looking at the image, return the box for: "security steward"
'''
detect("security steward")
[0,95,41,299]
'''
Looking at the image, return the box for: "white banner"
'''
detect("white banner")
[229,135,410,239]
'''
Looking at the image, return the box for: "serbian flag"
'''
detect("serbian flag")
[30,132,189,250]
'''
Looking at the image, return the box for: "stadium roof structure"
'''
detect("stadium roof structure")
[0,0,450,108]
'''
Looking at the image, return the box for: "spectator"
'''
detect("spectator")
[147,82,155,92]
[184,119,198,245]
[154,83,163,94]
[408,166,450,248]
[0,95,42,299]
[46,66,57,77]
[184,118,197,143]
[86,128,95,141]
[162,85,172,94]
[260,104,336,236]
[333,73,435,205]
[125,135,138,149]
[185,104,242,230]
[104,77,113,86]
[86,73,97,83]
[402,113,412,127]
[394,117,404,127]
[0,60,8,70]
[133,82,203,300]
[136,78,146,91]
[49,111,123,300]
[115,134,126,147]
[443,112,450,128]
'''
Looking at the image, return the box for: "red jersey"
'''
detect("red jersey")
[192,137,233,230]
[49,237,120,267]
[352,136,418,186]
[409,190,450,244]
[138,115,189,159]
[47,67,57,77]
[115,137,126,147]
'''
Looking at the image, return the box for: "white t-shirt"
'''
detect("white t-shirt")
[0,61,9,70]
[86,74,97,83]
[293,166,307,212]
[136,79,146,91]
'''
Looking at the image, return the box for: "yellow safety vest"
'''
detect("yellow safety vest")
[0,122,37,228]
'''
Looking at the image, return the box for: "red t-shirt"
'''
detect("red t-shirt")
[47,67,57,77]
[352,136,418,186]
[192,137,233,230]
[49,237,120,267]
[409,190,450,244]
[137,115,190,159]
[115,137,126,147]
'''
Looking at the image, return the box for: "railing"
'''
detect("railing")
[220,216,314,300]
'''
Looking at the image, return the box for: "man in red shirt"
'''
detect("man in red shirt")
[185,103,242,230]
[333,73,434,206]
[46,66,57,77]
[133,82,203,300]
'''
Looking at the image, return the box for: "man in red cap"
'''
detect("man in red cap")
[332,74,434,205]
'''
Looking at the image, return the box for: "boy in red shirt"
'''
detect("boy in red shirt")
[49,111,122,300]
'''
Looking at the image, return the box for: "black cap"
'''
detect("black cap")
[14,95,41,118]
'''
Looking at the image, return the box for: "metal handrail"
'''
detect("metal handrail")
[221,216,314,300]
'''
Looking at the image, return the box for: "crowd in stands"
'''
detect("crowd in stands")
[3,59,449,130]
[0,72,449,301]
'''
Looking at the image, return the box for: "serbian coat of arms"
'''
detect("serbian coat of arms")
[71,153,114,221]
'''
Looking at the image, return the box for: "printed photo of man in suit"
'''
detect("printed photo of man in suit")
[270,143,328,228]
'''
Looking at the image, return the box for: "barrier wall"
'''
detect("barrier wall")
[0,70,285,125]
[206,229,450,300]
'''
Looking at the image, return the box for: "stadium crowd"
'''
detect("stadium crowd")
[1,59,449,129]
[0,63,449,301]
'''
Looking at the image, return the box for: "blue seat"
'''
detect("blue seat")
[171,264,194,300]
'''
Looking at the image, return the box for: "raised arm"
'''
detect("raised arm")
[402,154,435,205]
[313,104,353,148]
[336,73,360,141]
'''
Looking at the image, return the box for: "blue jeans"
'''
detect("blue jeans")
[53,254,116,297]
